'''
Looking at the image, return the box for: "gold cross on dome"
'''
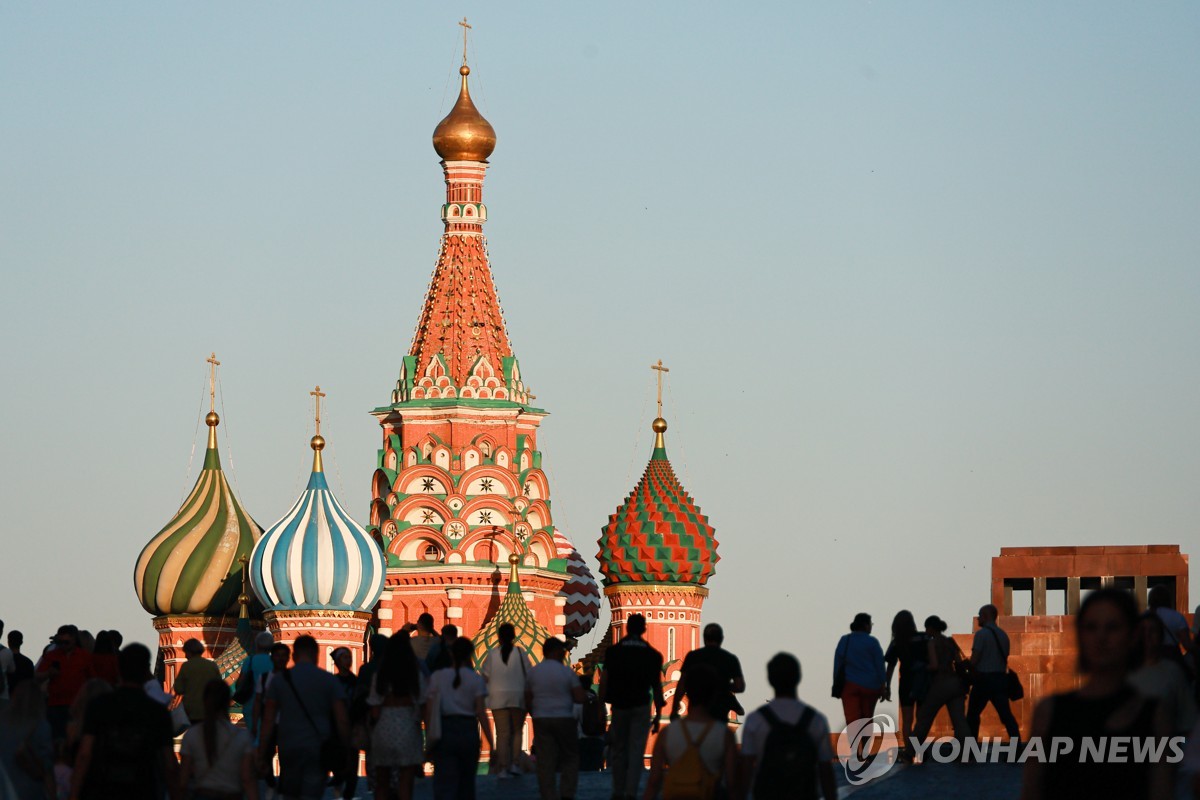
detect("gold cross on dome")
[310,385,326,435]
[206,352,221,413]
[458,17,472,65]
[651,359,670,417]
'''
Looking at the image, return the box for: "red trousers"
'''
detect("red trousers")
[842,680,882,726]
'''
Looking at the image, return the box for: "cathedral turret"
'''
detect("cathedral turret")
[251,386,386,670]
[597,362,718,668]
[133,353,262,689]
[368,24,587,645]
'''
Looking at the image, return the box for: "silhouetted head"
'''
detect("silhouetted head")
[118,643,152,684]
[767,652,801,697]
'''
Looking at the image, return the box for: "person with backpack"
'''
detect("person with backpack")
[739,653,836,800]
[643,664,735,800]
[966,604,1020,741]
[481,623,534,777]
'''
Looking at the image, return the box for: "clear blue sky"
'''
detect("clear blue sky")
[2,3,1198,724]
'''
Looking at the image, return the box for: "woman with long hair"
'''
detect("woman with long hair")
[426,637,494,800]
[910,615,969,750]
[0,681,56,800]
[1021,589,1172,800]
[178,679,257,800]
[369,633,427,800]
[480,623,532,777]
[883,610,928,761]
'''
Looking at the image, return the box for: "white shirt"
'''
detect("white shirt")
[481,646,532,710]
[525,659,578,719]
[741,697,833,792]
[428,667,487,717]
[180,720,252,793]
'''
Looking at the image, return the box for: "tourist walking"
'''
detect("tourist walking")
[369,634,427,800]
[832,613,886,726]
[883,609,928,759]
[179,679,258,800]
[481,623,533,777]
[35,624,95,740]
[525,637,586,800]
[966,604,1021,741]
[426,636,493,800]
[1129,611,1196,735]
[1148,585,1194,668]
[739,653,837,800]
[69,643,180,800]
[645,664,736,800]
[257,635,350,800]
[174,638,222,724]
[426,625,459,674]
[1020,588,1173,800]
[6,631,36,695]
[600,613,665,800]
[89,631,120,687]
[0,681,56,800]
[409,614,439,665]
[0,619,14,710]
[330,646,360,800]
[911,615,969,746]
[670,623,745,722]
[238,632,275,743]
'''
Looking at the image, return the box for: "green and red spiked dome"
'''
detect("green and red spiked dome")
[597,416,718,585]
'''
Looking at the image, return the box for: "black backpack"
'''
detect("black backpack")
[752,705,817,800]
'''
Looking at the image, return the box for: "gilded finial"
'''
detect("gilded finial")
[459,17,472,66]
[205,353,222,449]
[238,553,251,619]
[310,385,327,472]
[650,359,670,451]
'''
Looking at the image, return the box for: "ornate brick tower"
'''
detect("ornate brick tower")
[133,354,262,691]
[597,365,719,676]
[368,48,598,643]
[249,388,387,671]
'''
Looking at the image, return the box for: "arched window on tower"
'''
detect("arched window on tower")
[668,628,677,662]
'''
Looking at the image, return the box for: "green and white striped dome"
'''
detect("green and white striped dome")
[134,413,262,616]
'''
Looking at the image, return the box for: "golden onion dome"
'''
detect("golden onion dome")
[432,65,496,162]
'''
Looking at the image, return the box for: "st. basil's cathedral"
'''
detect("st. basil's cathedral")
[131,45,720,709]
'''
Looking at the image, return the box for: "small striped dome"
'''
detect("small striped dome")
[553,530,601,638]
[134,415,262,616]
[250,439,386,612]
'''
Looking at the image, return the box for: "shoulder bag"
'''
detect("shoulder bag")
[281,670,344,774]
[831,639,848,699]
[984,625,1024,701]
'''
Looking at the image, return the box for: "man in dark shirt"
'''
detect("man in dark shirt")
[670,623,746,721]
[70,643,179,800]
[6,630,36,692]
[599,614,664,800]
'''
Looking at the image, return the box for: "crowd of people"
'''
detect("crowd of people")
[0,593,1198,800]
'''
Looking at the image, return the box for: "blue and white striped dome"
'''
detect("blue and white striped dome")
[250,438,386,612]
